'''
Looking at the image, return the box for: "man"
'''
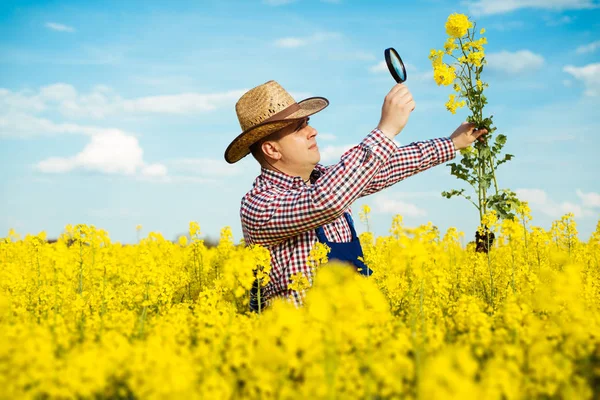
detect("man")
[224,80,487,311]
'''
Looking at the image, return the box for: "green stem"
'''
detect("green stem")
[488,154,500,194]
[78,238,84,295]
[257,273,262,315]
[460,194,480,210]
[487,238,495,309]
[476,147,484,221]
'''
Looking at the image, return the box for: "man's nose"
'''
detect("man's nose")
[307,125,317,139]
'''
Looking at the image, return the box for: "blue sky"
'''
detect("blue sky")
[1,0,599,244]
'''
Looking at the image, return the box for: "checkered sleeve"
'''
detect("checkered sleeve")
[359,129,457,197]
[241,129,397,246]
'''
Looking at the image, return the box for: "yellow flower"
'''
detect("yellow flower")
[428,49,445,67]
[433,64,456,86]
[189,221,200,237]
[444,37,458,55]
[288,272,310,293]
[480,28,486,34]
[476,80,483,90]
[445,13,473,38]
[473,37,487,50]
[359,204,371,226]
[445,94,466,114]
[178,235,188,246]
[467,51,485,67]
[453,83,461,92]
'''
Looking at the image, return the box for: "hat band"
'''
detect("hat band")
[261,103,301,124]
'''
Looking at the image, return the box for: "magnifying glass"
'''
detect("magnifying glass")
[384,48,407,83]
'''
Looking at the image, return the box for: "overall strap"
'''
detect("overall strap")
[315,212,358,242]
[314,224,328,242]
[343,212,358,240]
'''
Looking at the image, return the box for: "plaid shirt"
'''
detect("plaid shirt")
[241,128,456,308]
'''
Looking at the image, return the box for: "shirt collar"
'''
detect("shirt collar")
[259,164,326,189]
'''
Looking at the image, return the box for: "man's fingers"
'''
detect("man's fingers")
[474,128,488,141]
[388,83,407,97]
[387,84,412,102]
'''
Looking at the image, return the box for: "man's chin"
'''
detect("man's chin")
[312,152,321,165]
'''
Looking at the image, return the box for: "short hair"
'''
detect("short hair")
[249,118,308,163]
[250,136,268,163]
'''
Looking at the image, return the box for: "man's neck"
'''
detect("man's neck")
[262,162,313,183]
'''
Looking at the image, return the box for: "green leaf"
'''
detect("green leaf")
[441,189,465,199]
[491,134,506,153]
[496,153,514,167]
[479,146,491,159]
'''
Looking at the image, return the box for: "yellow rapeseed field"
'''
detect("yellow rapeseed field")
[1,205,599,399]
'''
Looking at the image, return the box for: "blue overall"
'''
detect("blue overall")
[249,212,373,312]
[315,212,374,277]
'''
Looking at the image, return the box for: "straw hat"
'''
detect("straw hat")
[224,80,329,164]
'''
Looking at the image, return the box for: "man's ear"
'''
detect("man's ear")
[261,141,281,161]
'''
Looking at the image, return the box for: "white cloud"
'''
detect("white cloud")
[40,83,79,101]
[489,21,526,31]
[289,91,313,101]
[576,40,600,54]
[275,37,307,48]
[545,15,575,26]
[36,157,74,173]
[264,0,339,4]
[576,189,600,208]
[382,191,441,199]
[87,208,143,219]
[45,22,75,32]
[373,196,427,217]
[35,129,165,176]
[563,63,600,96]
[517,188,548,204]
[369,61,388,73]
[516,188,597,218]
[170,158,241,177]
[141,163,168,177]
[318,133,337,141]
[405,64,433,82]
[0,84,246,120]
[1,83,234,184]
[137,175,213,184]
[486,50,545,74]
[121,91,245,115]
[466,0,599,16]
[0,112,111,138]
[524,133,576,143]
[0,88,46,112]
[263,0,297,5]
[274,32,341,48]
[330,51,375,61]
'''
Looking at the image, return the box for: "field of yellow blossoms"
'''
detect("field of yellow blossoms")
[1,205,599,399]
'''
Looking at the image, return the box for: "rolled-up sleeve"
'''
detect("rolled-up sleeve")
[359,129,456,197]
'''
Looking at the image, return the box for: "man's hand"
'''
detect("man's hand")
[450,122,488,150]
[377,83,416,141]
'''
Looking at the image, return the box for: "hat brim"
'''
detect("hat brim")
[224,96,329,164]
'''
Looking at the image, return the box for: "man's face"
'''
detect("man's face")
[269,117,320,169]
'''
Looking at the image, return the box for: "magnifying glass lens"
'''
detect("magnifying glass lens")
[384,48,407,83]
